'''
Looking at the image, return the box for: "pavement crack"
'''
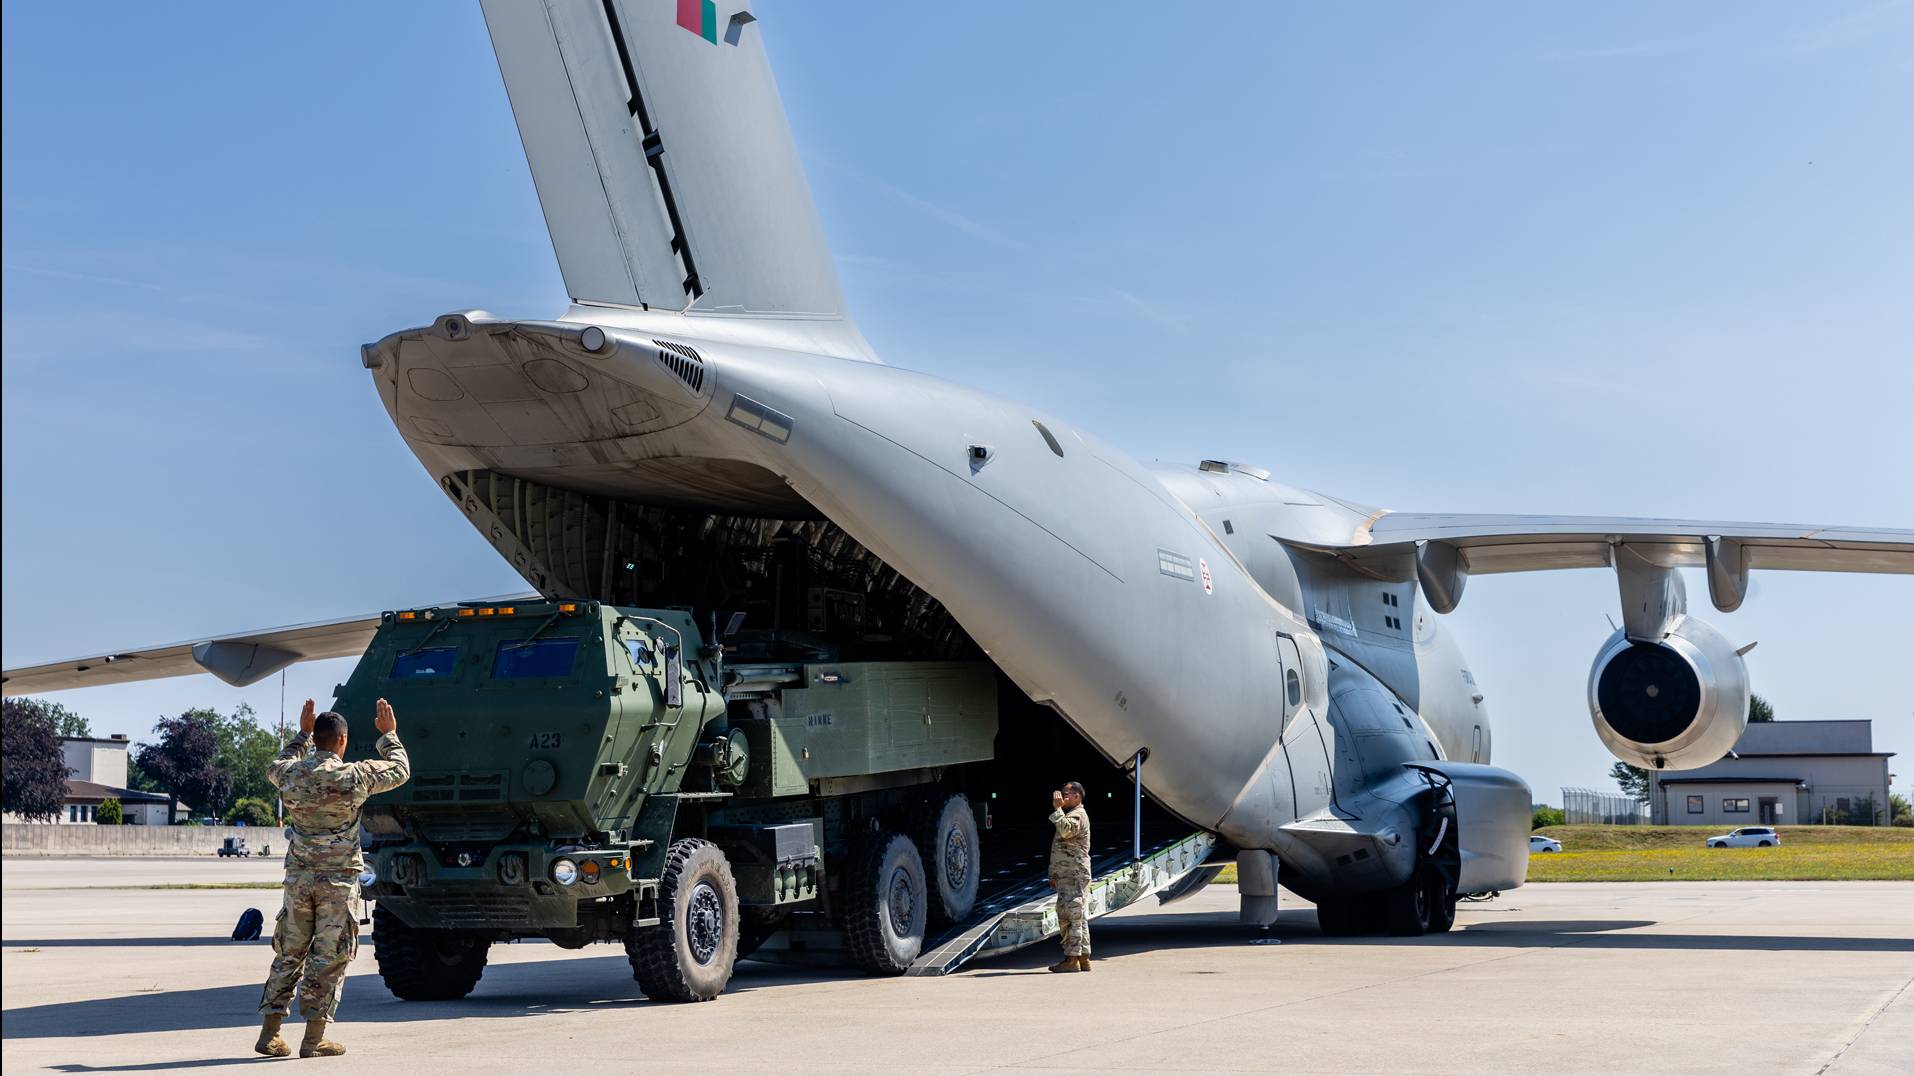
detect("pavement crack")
[1813,971,1913,1075]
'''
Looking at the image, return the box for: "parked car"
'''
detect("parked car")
[1530,835,1563,853]
[217,837,252,858]
[1707,827,1780,848]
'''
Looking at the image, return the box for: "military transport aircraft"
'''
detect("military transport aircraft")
[7,1,1912,944]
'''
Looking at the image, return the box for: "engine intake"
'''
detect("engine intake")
[1587,616,1749,770]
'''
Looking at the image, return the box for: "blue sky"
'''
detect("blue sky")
[4,2,1911,805]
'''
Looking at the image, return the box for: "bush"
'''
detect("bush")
[1532,806,1566,830]
[96,797,124,825]
[226,797,276,827]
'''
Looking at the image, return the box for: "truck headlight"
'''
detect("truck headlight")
[550,857,579,886]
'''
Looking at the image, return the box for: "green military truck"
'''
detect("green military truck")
[339,599,996,1002]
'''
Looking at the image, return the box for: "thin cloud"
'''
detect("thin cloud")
[816,158,1028,251]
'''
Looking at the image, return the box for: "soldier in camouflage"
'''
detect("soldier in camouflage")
[1047,780,1093,972]
[252,697,410,1058]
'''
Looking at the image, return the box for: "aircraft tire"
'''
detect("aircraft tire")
[911,793,980,924]
[628,838,739,1002]
[844,831,927,974]
[1377,870,1433,937]
[1313,898,1369,937]
[1425,870,1457,934]
[372,904,490,1001]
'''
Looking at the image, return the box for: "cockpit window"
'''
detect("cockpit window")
[492,638,581,679]
[390,647,458,680]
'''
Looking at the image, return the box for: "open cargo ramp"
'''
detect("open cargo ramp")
[909,830,1216,975]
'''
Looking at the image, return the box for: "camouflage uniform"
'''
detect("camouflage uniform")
[1048,804,1092,957]
[258,729,410,1022]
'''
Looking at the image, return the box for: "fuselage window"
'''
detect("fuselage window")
[1285,668,1301,707]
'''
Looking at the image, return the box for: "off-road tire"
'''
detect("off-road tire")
[844,831,927,974]
[911,793,980,924]
[1314,897,1368,937]
[372,904,490,1000]
[627,838,739,1002]
[1377,870,1433,937]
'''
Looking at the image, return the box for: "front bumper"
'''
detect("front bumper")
[367,842,633,930]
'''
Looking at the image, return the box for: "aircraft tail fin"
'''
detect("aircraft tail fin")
[480,1,858,342]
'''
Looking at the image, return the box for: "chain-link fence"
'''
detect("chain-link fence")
[1562,786,1648,825]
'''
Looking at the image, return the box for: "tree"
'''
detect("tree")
[97,797,124,825]
[227,796,276,827]
[2,699,72,822]
[209,704,281,810]
[1748,695,1775,723]
[134,711,232,822]
[1532,805,1565,830]
[1890,794,1912,828]
[1609,761,1651,805]
[6,696,91,738]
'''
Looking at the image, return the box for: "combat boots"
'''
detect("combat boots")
[300,1019,345,1057]
[1048,955,1083,972]
[253,1014,289,1057]
[1077,954,1092,972]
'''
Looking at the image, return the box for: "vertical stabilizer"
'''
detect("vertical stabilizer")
[481,1,854,335]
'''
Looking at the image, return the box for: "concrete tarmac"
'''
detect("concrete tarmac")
[3,858,1909,1074]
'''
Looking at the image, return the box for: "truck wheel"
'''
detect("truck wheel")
[372,904,490,1000]
[628,839,739,1002]
[844,831,927,974]
[912,793,980,924]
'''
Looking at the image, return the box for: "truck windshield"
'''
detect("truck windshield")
[492,638,581,679]
[390,647,458,679]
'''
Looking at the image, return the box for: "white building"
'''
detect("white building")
[3,734,187,826]
[1651,720,1895,827]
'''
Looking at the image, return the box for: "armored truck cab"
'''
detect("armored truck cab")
[334,599,996,1001]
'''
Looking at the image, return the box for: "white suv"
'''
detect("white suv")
[1707,827,1780,848]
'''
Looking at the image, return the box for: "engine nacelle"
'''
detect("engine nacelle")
[1587,616,1750,771]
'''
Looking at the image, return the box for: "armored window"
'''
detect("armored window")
[623,638,654,670]
[390,647,459,680]
[1686,795,1703,814]
[1285,668,1302,707]
[492,638,582,679]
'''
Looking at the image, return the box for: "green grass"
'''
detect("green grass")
[1212,826,1913,884]
[1525,843,1914,882]
[1533,824,1913,851]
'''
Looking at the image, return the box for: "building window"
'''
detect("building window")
[1686,795,1704,814]
[1723,797,1751,814]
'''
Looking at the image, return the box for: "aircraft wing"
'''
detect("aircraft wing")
[1292,513,1914,614]
[1,594,536,696]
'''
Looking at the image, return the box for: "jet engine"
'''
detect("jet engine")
[1587,616,1750,771]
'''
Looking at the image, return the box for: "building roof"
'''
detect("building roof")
[58,735,132,746]
[63,779,175,805]
[1656,776,1804,786]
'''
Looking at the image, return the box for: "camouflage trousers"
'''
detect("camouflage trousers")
[259,874,359,1021]
[1052,869,1091,957]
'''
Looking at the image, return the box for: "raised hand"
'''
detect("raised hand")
[374,698,397,735]
[1051,790,1063,810]
[299,699,317,734]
